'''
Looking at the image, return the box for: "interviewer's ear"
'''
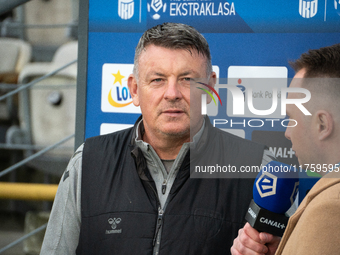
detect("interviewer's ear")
[127,74,140,107]
[316,110,333,140]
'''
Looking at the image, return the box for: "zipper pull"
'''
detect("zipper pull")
[162,179,167,195]
[153,207,164,246]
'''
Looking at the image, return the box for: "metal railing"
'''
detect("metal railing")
[0,21,77,29]
[0,223,47,254]
[0,133,75,179]
[0,59,76,102]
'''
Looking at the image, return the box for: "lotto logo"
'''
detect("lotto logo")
[101,64,141,113]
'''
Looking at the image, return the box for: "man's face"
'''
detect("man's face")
[129,45,214,142]
[285,69,313,167]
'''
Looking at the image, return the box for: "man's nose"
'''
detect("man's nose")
[164,79,182,100]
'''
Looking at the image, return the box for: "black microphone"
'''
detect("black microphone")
[245,161,299,237]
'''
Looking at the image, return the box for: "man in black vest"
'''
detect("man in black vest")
[41,22,272,255]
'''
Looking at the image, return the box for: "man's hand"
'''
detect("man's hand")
[230,223,281,255]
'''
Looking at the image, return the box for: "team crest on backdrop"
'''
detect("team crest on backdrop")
[118,0,135,20]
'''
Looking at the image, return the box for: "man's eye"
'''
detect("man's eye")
[152,78,163,83]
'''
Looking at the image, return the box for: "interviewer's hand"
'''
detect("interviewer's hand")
[230,223,281,255]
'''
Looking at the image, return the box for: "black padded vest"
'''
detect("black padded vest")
[77,117,266,255]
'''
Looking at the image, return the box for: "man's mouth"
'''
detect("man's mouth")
[162,109,185,117]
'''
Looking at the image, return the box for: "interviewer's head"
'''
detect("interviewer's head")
[285,44,340,173]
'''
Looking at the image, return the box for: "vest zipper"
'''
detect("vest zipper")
[153,207,164,246]
[145,181,164,248]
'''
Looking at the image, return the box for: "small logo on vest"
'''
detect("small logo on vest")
[106,218,122,234]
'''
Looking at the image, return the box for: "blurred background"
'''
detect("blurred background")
[0,0,78,254]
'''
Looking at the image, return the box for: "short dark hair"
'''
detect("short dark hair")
[290,43,340,78]
[133,22,212,78]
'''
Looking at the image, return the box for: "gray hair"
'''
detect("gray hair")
[133,22,212,79]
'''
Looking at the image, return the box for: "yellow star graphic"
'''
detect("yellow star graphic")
[112,70,125,86]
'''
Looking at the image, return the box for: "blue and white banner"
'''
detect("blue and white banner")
[89,0,340,33]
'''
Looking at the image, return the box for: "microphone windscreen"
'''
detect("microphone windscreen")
[253,161,299,214]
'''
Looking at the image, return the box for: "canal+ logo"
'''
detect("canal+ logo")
[101,63,141,113]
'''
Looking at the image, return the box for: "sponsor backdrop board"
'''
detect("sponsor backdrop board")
[77,0,340,202]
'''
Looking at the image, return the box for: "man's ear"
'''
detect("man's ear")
[206,71,217,104]
[315,110,333,140]
[127,74,140,107]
